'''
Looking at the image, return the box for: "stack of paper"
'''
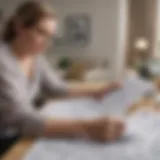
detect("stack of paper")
[101,78,156,115]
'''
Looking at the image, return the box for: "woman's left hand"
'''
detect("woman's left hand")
[90,82,122,99]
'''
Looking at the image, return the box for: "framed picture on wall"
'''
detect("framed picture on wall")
[65,14,91,46]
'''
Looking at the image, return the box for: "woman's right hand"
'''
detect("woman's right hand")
[81,117,125,141]
[44,117,125,142]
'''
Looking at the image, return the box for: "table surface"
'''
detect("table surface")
[1,81,159,160]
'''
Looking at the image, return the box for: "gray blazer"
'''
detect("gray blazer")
[0,43,68,137]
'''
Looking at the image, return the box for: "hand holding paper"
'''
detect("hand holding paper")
[82,117,125,141]
[91,82,122,99]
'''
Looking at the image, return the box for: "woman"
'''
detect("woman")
[0,1,124,155]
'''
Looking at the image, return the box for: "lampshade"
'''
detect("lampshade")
[134,38,149,51]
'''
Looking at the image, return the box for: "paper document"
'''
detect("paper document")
[24,111,160,160]
[24,78,158,160]
[39,78,156,119]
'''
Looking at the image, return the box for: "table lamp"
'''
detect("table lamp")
[134,37,149,55]
[134,37,150,78]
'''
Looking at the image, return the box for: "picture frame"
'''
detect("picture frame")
[65,14,91,46]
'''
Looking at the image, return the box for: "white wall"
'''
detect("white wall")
[154,0,160,58]
[0,0,128,79]
[48,0,128,79]
[112,0,128,80]
[47,0,124,58]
